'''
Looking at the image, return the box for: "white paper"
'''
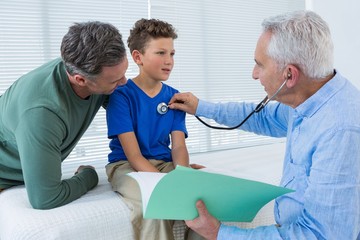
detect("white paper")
[127,172,166,212]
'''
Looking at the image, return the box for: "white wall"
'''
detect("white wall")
[306,0,360,89]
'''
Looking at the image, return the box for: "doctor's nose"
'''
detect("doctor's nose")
[252,66,260,81]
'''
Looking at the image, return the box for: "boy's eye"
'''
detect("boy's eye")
[157,51,165,55]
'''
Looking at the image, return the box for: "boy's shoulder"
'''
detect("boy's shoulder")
[161,82,180,93]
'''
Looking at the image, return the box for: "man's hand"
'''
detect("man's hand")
[186,200,221,240]
[168,92,199,115]
[74,165,95,175]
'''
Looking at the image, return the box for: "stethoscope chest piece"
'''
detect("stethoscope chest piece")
[157,102,168,114]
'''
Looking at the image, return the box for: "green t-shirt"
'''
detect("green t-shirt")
[0,58,105,209]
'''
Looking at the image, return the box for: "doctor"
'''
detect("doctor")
[169,10,360,239]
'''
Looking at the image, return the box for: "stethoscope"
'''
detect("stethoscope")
[157,102,169,114]
[157,76,289,130]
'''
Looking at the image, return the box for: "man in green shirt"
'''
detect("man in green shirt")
[0,21,128,209]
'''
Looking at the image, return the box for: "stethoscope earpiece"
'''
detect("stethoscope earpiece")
[157,102,168,114]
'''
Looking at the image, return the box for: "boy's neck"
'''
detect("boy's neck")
[133,76,163,98]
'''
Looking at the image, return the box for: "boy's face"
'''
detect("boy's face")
[139,37,175,81]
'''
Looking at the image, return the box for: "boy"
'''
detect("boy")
[106,19,188,240]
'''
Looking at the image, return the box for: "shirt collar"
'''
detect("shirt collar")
[294,70,346,118]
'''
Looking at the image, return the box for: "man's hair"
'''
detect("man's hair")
[262,10,334,79]
[127,18,178,54]
[60,21,126,80]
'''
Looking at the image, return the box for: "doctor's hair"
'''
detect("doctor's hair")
[262,10,334,79]
[127,18,178,54]
[61,21,127,81]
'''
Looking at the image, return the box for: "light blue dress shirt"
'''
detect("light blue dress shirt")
[196,72,360,239]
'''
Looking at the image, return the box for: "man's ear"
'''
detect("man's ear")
[131,50,143,65]
[73,74,87,87]
[285,65,299,88]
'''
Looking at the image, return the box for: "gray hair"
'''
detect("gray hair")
[61,21,126,80]
[262,10,334,79]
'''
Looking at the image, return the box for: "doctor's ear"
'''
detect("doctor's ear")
[284,65,299,88]
[284,68,293,80]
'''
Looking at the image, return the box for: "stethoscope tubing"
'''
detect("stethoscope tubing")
[195,78,288,130]
[195,96,265,130]
[157,78,288,130]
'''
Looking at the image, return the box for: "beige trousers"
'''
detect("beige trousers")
[106,160,176,240]
[185,229,206,240]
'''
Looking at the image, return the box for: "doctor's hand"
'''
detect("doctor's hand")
[185,200,221,240]
[168,92,199,115]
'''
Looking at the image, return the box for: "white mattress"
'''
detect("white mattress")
[0,142,285,240]
[0,175,133,240]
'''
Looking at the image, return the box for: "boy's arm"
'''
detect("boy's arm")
[118,132,159,172]
[170,130,189,167]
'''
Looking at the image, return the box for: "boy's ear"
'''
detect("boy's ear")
[131,50,143,65]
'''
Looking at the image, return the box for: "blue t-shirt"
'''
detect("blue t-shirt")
[106,79,187,163]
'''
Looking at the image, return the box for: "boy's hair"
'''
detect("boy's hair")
[127,18,177,54]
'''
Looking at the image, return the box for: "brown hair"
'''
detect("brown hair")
[127,18,177,54]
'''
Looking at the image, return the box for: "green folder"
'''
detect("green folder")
[127,165,293,222]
